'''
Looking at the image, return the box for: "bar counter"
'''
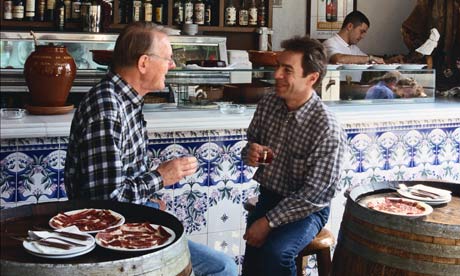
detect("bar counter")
[1,99,459,274]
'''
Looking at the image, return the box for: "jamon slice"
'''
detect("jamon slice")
[50,209,122,231]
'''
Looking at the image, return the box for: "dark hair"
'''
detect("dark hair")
[341,10,370,29]
[280,36,327,88]
[112,22,166,70]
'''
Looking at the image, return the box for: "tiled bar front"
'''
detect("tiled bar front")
[1,122,459,275]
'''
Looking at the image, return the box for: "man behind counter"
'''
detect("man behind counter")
[323,10,403,65]
[64,22,237,276]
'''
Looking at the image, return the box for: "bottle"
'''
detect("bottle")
[4,0,13,20]
[24,0,35,20]
[248,0,257,26]
[63,0,71,21]
[143,0,152,22]
[12,0,25,21]
[224,0,236,26]
[46,0,55,21]
[257,0,265,26]
[204,0,211,25]
[55,0,65,30]
[184,0,193,24]
[132,0,142,22]
[80,0,90,30]
[238,0,248,26]
[194,0,204,25]
[36,0,45,21]
[172,0,183,25]
[326,0,337,22]
[71,0,80,22]
[154,0,163,24]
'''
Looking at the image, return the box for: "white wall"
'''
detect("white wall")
[272,0,417,56]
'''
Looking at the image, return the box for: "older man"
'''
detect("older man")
[65,22,237,276]
[241,36,347,276]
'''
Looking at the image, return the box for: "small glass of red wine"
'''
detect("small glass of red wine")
[258,148,273,165]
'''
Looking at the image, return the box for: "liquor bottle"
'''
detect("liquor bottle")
[3,0,13,20]
[204,0,211,25]
[154,0,163,24]
[326,0,337,22]
[257,0,265,27]
[36,0,46,21]
[132,0,142,22]
[143,0,152,22]
[184,0,193,24]
[194,0,204,25]
[63,0,71,21]
[248,0,257,26]
[55,0,65,30]
[238,0,248,26]
[13,0,25,21]
[80,0,90,30]
[224,0,236,26]
[71,0,81,22]
[172,0,183,25]
[24,0,35,20]
[46,0,56,21]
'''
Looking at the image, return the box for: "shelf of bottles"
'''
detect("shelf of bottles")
[1,0,271,33]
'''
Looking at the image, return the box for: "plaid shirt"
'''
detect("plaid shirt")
[64,71,163,204]
[243,92,347,227]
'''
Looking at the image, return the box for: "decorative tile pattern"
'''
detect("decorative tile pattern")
[2,124,459,276]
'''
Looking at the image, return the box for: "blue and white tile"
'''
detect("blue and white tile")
[187,233,208,246]
[173,183,209,235]
[208,180,242,233]
[207,230,241,261]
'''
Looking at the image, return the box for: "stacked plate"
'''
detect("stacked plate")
[23,226,95,259]
[397,184,452,205]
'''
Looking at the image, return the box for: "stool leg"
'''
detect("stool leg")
[295,255,305,276]
[316,248,332,276]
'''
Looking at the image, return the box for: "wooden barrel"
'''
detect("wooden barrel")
[0,200,192,276]
[332,180,460,276]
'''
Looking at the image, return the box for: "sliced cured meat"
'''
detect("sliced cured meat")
[95,222,173,250]
[49,209,124,232]
[367,197,425,215]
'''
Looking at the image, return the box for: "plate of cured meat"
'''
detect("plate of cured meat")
[49,209,125,234]
[95,222,175,252]
[359,197,433,218]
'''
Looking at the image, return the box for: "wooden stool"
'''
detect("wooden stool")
[244,196,335,276]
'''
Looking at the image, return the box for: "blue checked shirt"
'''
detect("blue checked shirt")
[64,71,163,204]
[243,92,347,227]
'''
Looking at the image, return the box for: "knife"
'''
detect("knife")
[33,226,91,241]
[8,235,72,250]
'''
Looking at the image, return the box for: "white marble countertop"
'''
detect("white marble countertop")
[1,101,459,139]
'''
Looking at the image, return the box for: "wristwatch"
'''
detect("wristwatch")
[265,215,275,228]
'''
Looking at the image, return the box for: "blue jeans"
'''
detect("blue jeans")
[242,187,330,276]
[144,201,237,276]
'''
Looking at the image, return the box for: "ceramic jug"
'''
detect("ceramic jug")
[24,44,76,107]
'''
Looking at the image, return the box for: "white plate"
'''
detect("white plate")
[49,209,125,234]
[396,189,452,204]
[24,243,96,259]
[327,64,342,70]
[23,231,95,257]
[359,197,433,218]
[370,64,401,70]
[341,64,371,70]
[95,224,176,252]
[397,64,426,70]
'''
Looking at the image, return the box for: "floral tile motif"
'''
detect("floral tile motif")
[1,150,17,206]
[208,140,242,186]
[16,139,61,205]
[207,230,242,265]
[173,183,209,235]
[175,130,209,141]
[208,180,242,233]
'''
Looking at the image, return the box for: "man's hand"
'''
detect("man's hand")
[243,216,271,247]
[385,54,405,64]
[157,156,198,186]
[369,55,385,64]
[245,143,274,167]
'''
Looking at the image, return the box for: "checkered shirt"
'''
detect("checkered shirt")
[64,71,163,204]
[243,92,347,227]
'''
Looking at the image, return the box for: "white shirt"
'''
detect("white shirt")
[322,34,367,62]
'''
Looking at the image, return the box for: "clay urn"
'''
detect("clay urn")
[24,42,76,107]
